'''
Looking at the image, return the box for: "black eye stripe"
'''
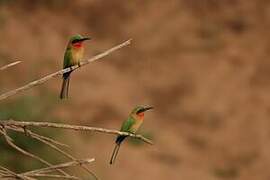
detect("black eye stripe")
[136,109,144,114]
[71,39,81,44]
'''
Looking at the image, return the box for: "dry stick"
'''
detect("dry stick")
[1,165,77,180]
[8,126,97,179]
[0,169,8,175]
[1,120,154,145]
[0,131,94,179]
[25,174,79,179]
[0,119,152,179]
[29,133,98,180]
[0,166,14,178]
[0,174,36,180]
[8,125,69,148]
[0,61,21,71]
[0,172,9,177]
[0,128,72,178]
[0,165,34,180]
[0,174,35,180]
[19,159,94,180]
[0,39,131,101]
[23,159,95,175]
[28,131,70,148]
[9,126,78,160]
[0,166,12,174]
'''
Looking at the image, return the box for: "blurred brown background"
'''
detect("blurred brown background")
[1,0,270,179]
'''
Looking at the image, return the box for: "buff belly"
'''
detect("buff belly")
[71,48,84,65]
[130,120,143,133]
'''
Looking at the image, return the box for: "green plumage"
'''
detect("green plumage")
[119,116,136,133]
[63,47,72,68]
[60,34,90,99]
[60,46,73,99]
[63,34,85,68]
[109,105,153,164]
[109,116,136,165]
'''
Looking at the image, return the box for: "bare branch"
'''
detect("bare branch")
[0,118,151,179]
[23,159,95,175]
[1,120,154,145]
[0,127,72,177]
[0,61,21,71]
[23,174,79,179]
[7,126,97,179]
[0,165,35,180]
[27,130,70,148]
[1,159,94,180]
[0,39,131,101]
[30,132,97,179]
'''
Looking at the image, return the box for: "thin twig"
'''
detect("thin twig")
[0,126,96,180]
[0,159,94,179]
[23,174,79,179]
[29,133,97,179]
[8,126,72,157]
[23,159,95,175]
[28,131,70,148]
[0,127,71,177]
[0,165,34,180]
[0,61,21,71]
[1,120,154,145]
[8,126,97,179]
[0,39,131,101]
[23,126,69,148]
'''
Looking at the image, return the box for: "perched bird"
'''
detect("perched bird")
[110,105,153,164]
[60,34,90,99]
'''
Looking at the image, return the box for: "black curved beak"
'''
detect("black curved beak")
[72,37,91,44]
[143,106,154,112]
[81,37,91,41]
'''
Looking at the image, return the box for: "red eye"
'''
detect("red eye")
[138,112,144,117]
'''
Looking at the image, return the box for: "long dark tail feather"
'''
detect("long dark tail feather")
[109,135,127,165]
[110,144,120,165]
[60,72,71,99]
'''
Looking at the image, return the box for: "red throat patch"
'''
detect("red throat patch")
[72,42,83,48]
[137,112,144,120]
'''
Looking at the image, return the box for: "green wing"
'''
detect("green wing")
[120,117,135,133]
[63,48,72,68]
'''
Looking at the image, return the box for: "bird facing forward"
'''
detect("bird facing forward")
[60,34,90,99]
[110,105,153,164]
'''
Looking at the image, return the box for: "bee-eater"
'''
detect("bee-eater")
[60,34,90,99]
[109,105,153,164]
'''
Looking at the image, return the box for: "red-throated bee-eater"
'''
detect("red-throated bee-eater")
[109,105,153,164]
[60,34,90,99]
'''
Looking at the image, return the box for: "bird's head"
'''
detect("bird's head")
[69,34,91,48]
[131,105,153,120]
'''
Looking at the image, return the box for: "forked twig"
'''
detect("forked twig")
[0,127,72,178]
[0,159,95,180]
[7,126,97,179]
[23,159,95,175]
